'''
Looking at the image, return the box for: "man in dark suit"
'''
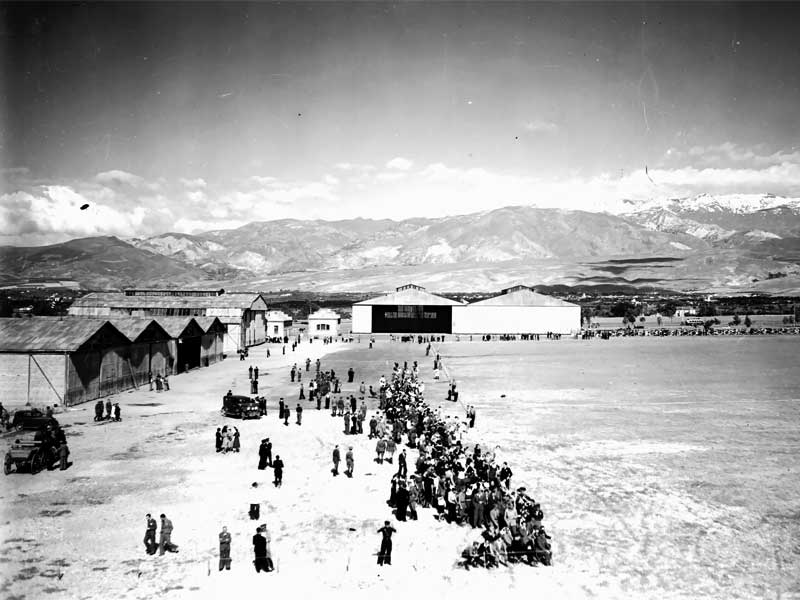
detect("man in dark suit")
[143,513,157,555]
[377,521,397,566]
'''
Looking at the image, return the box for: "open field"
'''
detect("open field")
[1,336,799,600]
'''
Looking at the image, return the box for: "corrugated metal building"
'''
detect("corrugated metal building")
[452,285,581,334]
[0,317,133,406]
[308,308,341,338]
[68,289,267,354]
[352,284,463,334]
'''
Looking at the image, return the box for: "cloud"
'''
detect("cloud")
[179,177,207,189]
[522,120,559,135]
[668,142,800,169]
[334,162,375,172]
[386,157,413,170]
[95,169,144,186]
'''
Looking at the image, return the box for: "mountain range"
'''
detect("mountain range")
[1,194,799,294]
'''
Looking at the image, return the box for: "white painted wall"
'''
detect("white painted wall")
[351,305,372,333]
[451,305,580,334]
[308,317,340,337]
[223,323,242,354]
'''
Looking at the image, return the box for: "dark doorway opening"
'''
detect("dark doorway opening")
[177,337,201,372]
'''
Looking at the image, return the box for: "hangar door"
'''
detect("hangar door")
[371,305,452,334]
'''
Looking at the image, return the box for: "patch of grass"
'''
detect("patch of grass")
[163,585,184,592]
[43,588,67,594]
[129,403,163,407]
[92,566,109,571]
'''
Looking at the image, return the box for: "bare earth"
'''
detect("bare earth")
[1,336,799,600]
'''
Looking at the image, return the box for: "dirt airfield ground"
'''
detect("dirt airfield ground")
[1,335,799,600]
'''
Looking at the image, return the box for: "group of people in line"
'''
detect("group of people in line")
[369,359,553,568]
[93,399,121,422]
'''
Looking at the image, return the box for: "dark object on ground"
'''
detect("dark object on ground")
[221,395,262,419]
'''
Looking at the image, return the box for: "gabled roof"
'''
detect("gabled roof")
[308,308,340,320]
[102,318,171,342]
[355,285,463,306]
[0,317,129,353]
[470,287,579,308]
[193,316,227,334]
[154,317,205,338]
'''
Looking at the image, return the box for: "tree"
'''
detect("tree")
[731,314,741,326]
[581,306,595,327]
[638,316,646,323]
[656,314,663,326]
[656,301,678,318]
[744,314,752,328]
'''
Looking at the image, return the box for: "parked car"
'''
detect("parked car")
[221,395,261,419]
[10,409,61,433]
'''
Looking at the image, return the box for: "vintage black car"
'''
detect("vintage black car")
[10,409,61,433]
[221,395,262,419]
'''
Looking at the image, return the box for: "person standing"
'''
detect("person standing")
[58,441,70,470]
[216,428,223,453]
[296,403,303,425]
[105,399,113,420]
[144,513,157,555]
[258,439,269,470]
[273,455,284,487]
[252,526,273,573]
[278,398,285,421]
[249,365,254,380]
[332,444,341,476]
[264,438,273,467]
[254,366,259,381]
[113,403,121,421]
[343,411,351,435]
[159,514,179,555]
[163,374,170,391]
[291,365,296,382]
[218,526,232,571]
[345,446,354,478]
[299,384,305,400]
[397,449,408,478]
[233,428,241,452]
[377,521,397,566]
[347,367,355,383]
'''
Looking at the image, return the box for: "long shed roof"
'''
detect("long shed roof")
[70,292,267,310]
[0,317,128,353]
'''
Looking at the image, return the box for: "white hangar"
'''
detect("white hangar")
[452,285,580,335]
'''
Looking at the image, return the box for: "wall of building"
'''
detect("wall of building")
[451,305,581,334]
[0,353,67,407]
[221,323,242,354]
[65,345,137,405]
[351,305,373,333]
[200,332,224,366]
[68,306,112,317]
[308,318,340,337]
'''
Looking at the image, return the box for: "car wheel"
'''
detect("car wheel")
[30,451,43,475]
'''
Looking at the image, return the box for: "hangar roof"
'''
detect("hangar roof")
[0,317,128,353]
[71,292,267,311]
[354,285,463,306]
[470,286,579,307]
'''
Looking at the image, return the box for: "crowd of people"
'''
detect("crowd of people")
[215,426,241,453]
[371,358,553,568]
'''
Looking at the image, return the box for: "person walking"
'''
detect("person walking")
[273,455,284,487]
[397,449,408,478]
[332,445,341,476]
[159,514,179,555]
[295,403,303,426]
[377,521,397,566]
[143,513,157,555]
[218,526,232,571]
[376,438,387,464]
[113,403,121,422]
[345,446,354,478]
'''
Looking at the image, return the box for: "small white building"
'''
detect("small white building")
[307,308,341,338]
[265,310,293,340]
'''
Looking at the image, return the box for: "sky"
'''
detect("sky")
[2,1,800,246]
